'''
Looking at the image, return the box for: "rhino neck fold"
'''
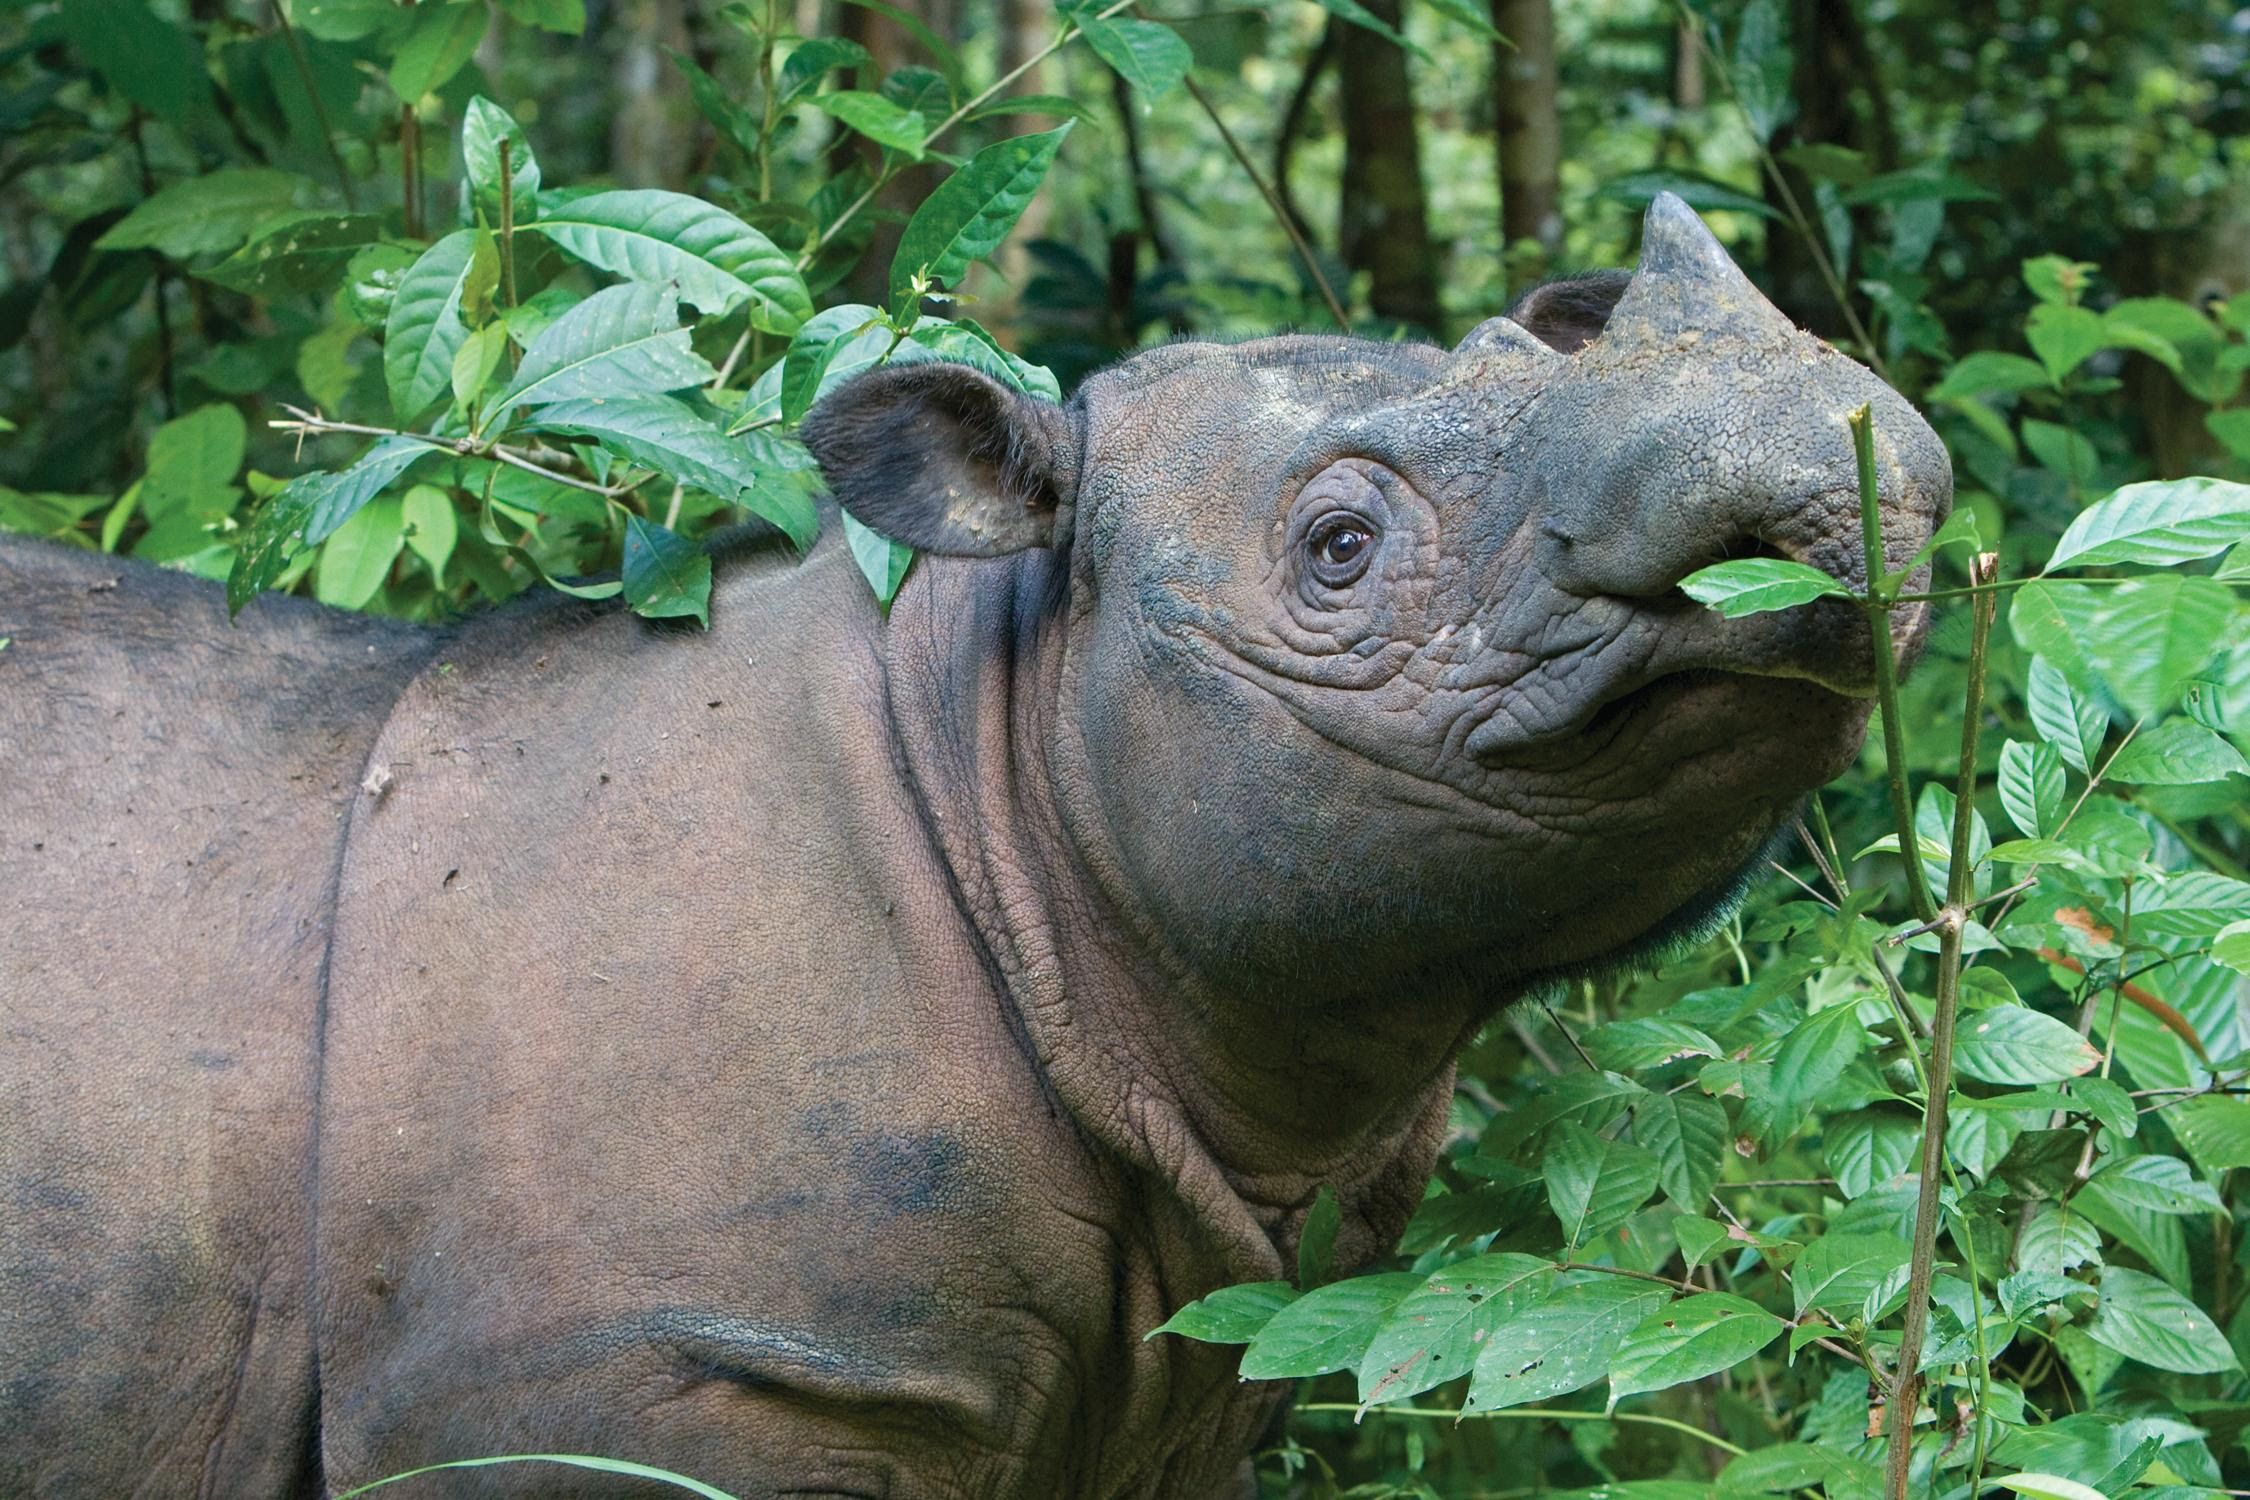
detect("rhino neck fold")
[881,553,1478,1282]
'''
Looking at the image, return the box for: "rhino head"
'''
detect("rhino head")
[805,194,1949,1011]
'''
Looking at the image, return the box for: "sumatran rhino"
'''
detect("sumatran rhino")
[0,196,1947,1498]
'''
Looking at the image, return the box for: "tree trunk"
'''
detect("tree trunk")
[833,0,948,308]
[1336,0,1440,331]
[1492,0,1561,261]
[1761,0,1894,335]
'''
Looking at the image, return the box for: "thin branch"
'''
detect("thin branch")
[273,0,358,210]
[268,407,639,500]
[1854,404,1936,924]
[1292,1403,1745,1456]
[1180,73,1349,329]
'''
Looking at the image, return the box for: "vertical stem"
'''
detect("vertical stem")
[1852,403,1936,923]
[498,138,519,310]
[1885,552,1999,1500]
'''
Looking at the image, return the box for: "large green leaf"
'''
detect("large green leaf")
[621,513,712,625]
[2134,872,2250,939]
[1608,1293,1784,1399]
[314,492,406,609]
[389,0,489,101]
[462,95,541,223]
[1355,1254,1556,1407]
[1823,1111,1919,1198]
[779,303,888,425]
[525,191,810,331]
[1996,738,2068,839]
[2105,719,2248,785]
[95,169,320,259]
[2167,1097,2250,1174]
[2010,577,2233,722]
[1791,1232,1912,1317]
[2025,303,2109,384]
[523,396,818,547]
[2083,1266,2240,1374]
[2026,654,2108,774]
[489,283,716,421]
[1237,1273,1422,1380]
[1145,1282,1298,1344]
[2082,1154,2223,1217]
[384,231,497,423]
[1076,15,1193,101]
[1769,1001,1872,1109]
[140,403,246,516]
[668,47,763,159]
[1953,1006,2101,1086]
[1679,557,1854,617]
[1465,1278,1671,1411]
[2045,478,2250,572]
[807,91,928,156]
[203,214,400,298]
[841,512,914,606]
[61,0,215,133]
[889,124,1073,308]
[1631,1092,1728,1209]
[1543,1122,1659,1253]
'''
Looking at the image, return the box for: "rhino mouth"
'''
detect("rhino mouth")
[1468,659,1864,770]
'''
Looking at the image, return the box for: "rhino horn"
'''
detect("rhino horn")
[1604,191,1800,348]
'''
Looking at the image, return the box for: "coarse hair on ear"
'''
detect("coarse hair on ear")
[799,361,1082,557]
[1507,270,1632,353]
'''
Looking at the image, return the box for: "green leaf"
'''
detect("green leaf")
[1416,0,1504,40]
[2067,1076,2137,1139]
[1997,738,2068,839]
[2083,1266,2240,1373]
[1608,1293,1784,1399]
[141,403,246,515]
[2025,303,2109,383]
[888,124,1073,308]
[1770,1001,1872,1108]
[841,512,914,605]
[1823,1111,1919,1198]
[1953,1006,2101,1085]
[1543,1122,1659,1253]
[807,90,928,155]
[1633,1092,1728,1209]
[1465,1278,1671,1411]
[2214,920,2250,976]
[203,215,399,298]
[2022,419,2100,486]
[332,1453,741,1500]
[2083,1154,2223,1217]
[489,282,716,420]
[2026,654,2106,774]
[2017,1203,2101,1275]
[494,0,583,32]
[621,513,712,625]
[1791,1232,1912,1317]
[1238,1272,1422,1379]
[2074,1182,2190,1291]
[526,190,812,331]
[1076,15,1194,102]
[462,96,541,224]
[450,323,509,416]
[1299,0,1425,56]
[1583,1019,1723,1072]
[2009,577,2232,723]
[2105,718,2249,785]
[1678,557,1853,617]
[400,484,458,582]
[1722,1445,1880,1497]
[780,304,887,425]
[1927,351,2051,402]
[1673,1215,1732,1271]
[313,492,406,609]
[2167,1095,2250,1173]
[385,231,497,424]
[777,36,873,106]
[524,396,817,548]
[2135,871,2250,939]
[1597,171,1781,221]
[389,0,489,101]
[1355,1254,1556,1407]
[1145,1282,1298,1344]
[96,168,319,259]
[2045,477,2250,572]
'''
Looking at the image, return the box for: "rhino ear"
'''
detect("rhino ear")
[801,362,1081,556]
[1506,270,1632,353]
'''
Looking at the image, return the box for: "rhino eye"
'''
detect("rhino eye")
[1308,517,1378,585]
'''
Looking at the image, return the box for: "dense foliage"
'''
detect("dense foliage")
[8,1,2250,1498]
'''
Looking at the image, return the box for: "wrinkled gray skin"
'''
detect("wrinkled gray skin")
[0,198,1947,1498]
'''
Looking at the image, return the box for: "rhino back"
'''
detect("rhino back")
[309,536,1179,1497]
[0,538,434,1496]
